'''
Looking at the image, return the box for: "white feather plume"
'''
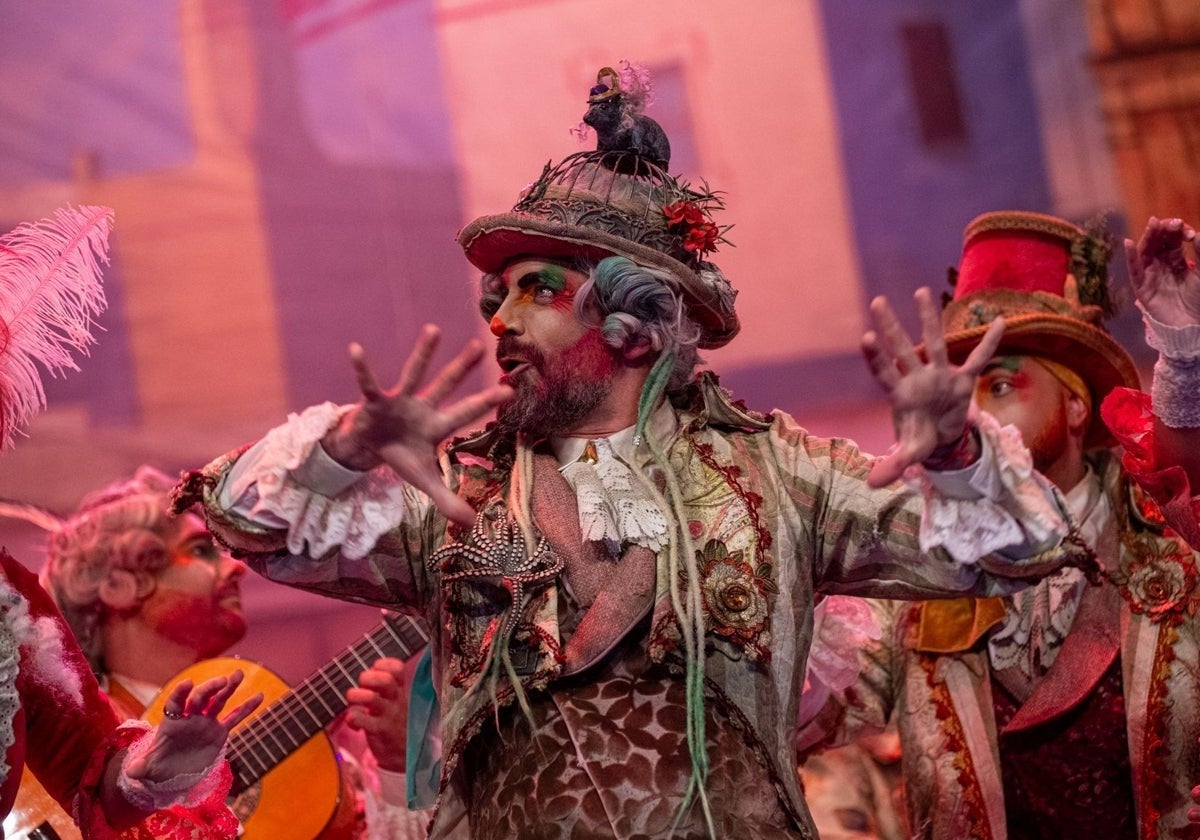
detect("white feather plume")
[0,205,112,449]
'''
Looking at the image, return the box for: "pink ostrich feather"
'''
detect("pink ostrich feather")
[0,205,112,449]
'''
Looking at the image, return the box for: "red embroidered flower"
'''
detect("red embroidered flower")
[662,201,721,257]
[695,539,777,661]
[1111,535,1200,624]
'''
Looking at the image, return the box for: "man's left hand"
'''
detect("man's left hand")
[126,671,262,785]
[862,287,1004,487]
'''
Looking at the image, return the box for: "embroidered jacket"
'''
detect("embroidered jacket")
[181,374,1076,838]
[803,450,1200,839]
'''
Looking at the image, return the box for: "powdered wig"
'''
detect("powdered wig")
[479,255,702,395]
[41,466,177,673]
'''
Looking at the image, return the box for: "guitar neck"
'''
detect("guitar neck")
[226,613,428,793]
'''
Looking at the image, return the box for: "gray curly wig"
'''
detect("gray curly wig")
[40,466,177,673]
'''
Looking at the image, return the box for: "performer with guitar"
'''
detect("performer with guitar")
[0,205,260,839]
[33,466,428,840]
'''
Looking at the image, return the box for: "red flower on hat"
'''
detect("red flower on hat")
[663,201,720,258]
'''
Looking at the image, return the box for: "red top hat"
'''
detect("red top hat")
[941,211,1140,449]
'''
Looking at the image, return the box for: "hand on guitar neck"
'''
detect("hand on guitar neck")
[345,658,411,773]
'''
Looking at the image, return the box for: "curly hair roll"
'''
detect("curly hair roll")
[40,466,177,673]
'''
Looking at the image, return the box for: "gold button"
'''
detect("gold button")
[579,440,599,464]
[720,583,751,612]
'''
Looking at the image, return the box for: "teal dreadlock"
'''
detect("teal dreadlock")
[632,351,716,834]
[584,254,714,835]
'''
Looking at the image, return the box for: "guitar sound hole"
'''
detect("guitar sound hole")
[230,782,262,822]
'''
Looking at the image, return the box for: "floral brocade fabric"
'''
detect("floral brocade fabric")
[462,626,801,840]
[992,659,1135,840]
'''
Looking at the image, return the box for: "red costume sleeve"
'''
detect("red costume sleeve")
[1101,387,1200,548]
[4,554,240,838]
[6,553,119,815]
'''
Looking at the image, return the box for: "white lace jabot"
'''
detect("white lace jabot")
[551,424,670,555]
[987,468,1107,680]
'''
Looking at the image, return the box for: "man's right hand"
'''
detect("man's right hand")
[321,324,513,527]
[1126,217,1200,329]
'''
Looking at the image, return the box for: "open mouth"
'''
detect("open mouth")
[497,356,532,383]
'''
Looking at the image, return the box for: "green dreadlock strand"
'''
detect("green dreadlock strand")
[632,348,716,837]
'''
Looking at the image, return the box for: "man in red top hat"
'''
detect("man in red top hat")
[801,210,1200,838]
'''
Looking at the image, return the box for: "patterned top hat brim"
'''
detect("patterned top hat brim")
[457,152,740,350]
[943,304,1141,450]
[459,215,739,349]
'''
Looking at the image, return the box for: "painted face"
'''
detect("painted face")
[974,355,1073,475]
[139,512,248,658]
[488,258,618,437]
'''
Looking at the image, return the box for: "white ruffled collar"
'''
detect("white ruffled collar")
[549,401,677,555]
[988,468,1107,681]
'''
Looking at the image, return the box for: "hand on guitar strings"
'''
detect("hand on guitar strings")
[126,670,263,787]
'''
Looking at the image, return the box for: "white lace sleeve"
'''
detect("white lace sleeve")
[1140,302,1200,428]
[363,769,431,840]
[219,402,413,561]
[115,721,225,810]
[908,411,1067,564]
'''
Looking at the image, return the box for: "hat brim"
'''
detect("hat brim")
[458,213,740,349]
[944,312,1141,449]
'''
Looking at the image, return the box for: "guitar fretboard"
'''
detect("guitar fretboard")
[226,613,429,794]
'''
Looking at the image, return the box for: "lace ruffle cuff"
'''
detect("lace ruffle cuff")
[115,721,226,811]
[232,402,412,561]
[77,722,239,839]
[1140,303,1200,429]
[1101,386,1200,548]
[804,595,881,697]
[909,411,1067,564]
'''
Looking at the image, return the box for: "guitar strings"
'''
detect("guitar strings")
[227,616,430,789]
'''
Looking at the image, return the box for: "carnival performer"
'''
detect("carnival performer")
[36,465,428,839]
[175,66,1085,838]
[799,211,1200,838]
[0,205,259,838]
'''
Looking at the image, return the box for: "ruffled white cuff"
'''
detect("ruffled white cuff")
[908,411,1066,564]
[363,768,430,840]
[1140,303,1200,428]
[804,595,882,697]
[225,402,411,561]
[1139,301,1200,361]
[115,721,225,811]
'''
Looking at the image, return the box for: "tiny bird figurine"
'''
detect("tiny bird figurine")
[582,65,671,173]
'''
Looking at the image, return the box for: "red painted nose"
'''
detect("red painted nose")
[489,315,506,337]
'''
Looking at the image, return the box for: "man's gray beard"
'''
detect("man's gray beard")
[496,375,613,439]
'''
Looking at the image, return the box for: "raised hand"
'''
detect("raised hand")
[862,287,1004,487]
[322,324,514,526]
[125,671,262,786]
[345,656,410,773]
[1127,217,1200,328]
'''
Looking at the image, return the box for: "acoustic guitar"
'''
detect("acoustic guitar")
[5,612,429,840]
